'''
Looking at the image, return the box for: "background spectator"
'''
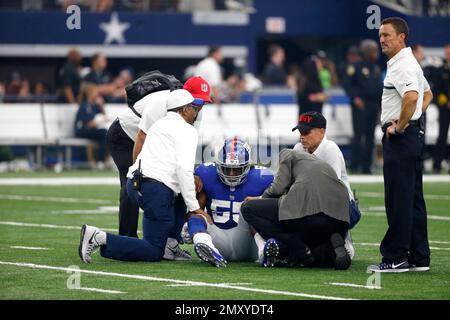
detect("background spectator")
[412,43,425,62]
[58,48,82,103]
[338,46,361,82]
[0,81,5,102]
[97,68,134,103]
[341,39,383,174]
[6,72,23,96]
[296,57,327,115]
[433,44,450,173]
[263,45,287,86]
[34,81,48,97]
[316,50,339,89]
[83,53,111,85]
[196,45,224,105]
[74,84,110,169]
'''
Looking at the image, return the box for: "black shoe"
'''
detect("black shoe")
[407,254,430,272]
[368,259,410,273]
[287,247,315,268]
[408,261,430,272]
[330,233,351,270]
[409,264,430,272]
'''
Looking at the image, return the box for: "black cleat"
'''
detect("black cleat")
[330,233,351,270]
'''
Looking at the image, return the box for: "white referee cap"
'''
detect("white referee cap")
[166,89,203,111]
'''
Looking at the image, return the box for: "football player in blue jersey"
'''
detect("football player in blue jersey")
[184,137,274,267]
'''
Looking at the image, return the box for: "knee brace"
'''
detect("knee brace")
[187,215,207,238]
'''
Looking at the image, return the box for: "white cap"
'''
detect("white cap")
[166,89,195,111]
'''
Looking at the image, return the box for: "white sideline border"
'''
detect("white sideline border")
[329,282,381,290]
[355,242,450,251]
[0,175,449,186]
[71,287,126,294]
[0,194,113,204]
[0,261,354,300]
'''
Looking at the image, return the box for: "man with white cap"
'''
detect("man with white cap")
[78,89,210,263]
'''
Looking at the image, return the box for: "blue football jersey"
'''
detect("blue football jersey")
[194,163,274,230]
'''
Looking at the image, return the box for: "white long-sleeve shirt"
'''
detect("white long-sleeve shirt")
[127,111,200,212]
[294,136,354,200]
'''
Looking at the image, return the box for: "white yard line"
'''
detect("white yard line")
[0,194,113,204]
[426,215,450,221]
[363,212,450,221]
[51,206,118,215]
[349,175,450,183]
[167,282,253,287]
[71,287,126,294]
[0,178,118,186]
[0,221,118,233]
[51,210,117,215]
[329,282,381,290]
[10,246,50,251]
[429,240,450,244]
[0,261,354,300]
[355,242,450,251]
[359,192,450,201]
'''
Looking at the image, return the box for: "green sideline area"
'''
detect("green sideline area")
[0,179,449,300]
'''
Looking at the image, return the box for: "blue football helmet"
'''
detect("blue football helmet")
[215,137,251,187]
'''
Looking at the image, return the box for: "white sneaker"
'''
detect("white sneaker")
[344,231,355,260]
[78,224,103,263]
[163,240,192,261]
[180,222,193,244]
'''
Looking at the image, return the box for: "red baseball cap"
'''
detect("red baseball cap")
[183,76,212,103]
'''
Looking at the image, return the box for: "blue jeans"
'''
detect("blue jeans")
[100,179,176,261]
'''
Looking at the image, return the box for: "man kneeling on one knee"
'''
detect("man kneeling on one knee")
[241,148,352,270]
[78,89,208,263]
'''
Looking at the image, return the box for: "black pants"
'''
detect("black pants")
[75,128,108,162]
[381,124,430,265]
[433,106,450,171]
[350,102,379,173]
[106,119,140,237]
[241,198,348,267]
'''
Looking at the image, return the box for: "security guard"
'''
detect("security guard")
[433,44,450,173]
[342,39,383,174]
[369,17,433,273]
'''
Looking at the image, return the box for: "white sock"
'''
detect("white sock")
[254,232,265,257]
[94,230,107,246]
[166,237,178,248]
[193,232,216,250]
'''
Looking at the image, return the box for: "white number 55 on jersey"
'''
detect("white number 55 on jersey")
[210,199,242,224]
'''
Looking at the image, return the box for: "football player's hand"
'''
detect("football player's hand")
[244,196,259,203]
[192,209,213,225]
[194,175,203,193]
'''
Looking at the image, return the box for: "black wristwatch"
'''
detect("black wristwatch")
[394,127,405,135]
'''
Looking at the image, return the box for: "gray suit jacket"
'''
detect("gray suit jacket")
[262,149,349,223]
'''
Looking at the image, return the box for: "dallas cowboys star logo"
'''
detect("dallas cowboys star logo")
[99,12,130,45]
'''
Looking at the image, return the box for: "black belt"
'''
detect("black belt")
[381,119,420,133]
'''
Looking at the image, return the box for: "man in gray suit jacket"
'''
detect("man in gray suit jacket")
[241,148,351,270]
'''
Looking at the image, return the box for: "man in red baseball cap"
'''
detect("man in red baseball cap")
[183,76,213,103]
